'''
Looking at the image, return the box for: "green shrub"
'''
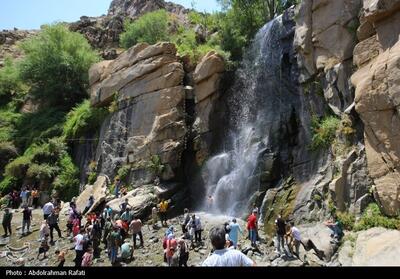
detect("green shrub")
[354,203,400,231]
[310,115,340,150]
[14,108,66,149]
[120,10,169,48]
[0,176,17,194]
[63,99,108,139]
[0,105,22,142]
[337,212,356,231]
[19,24,99,108]
[88,172,97,185]
[0,57,26,105]
[53,154,79,201]
[148,155,165,177]
[117,165,131,182]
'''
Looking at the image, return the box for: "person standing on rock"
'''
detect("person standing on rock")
[181,208,190,235]
[108,225,122,265]
[129,216,144,248]
[229,218,243,249]
[37,234,50,260]
[26,187,32,208]
[91,218,102,258]
[119,198,131,214]
[288,222,302,259]
[2,208,12,237]
[47,208,62,244]
[158,199,170,227]
[74,228,85,267]
[32,188,40,209]
[275,215,286,254]
[82,195,95,216]
[39,220,50,240]
[151,206,158,229]
[54,249,67,267]
[202,226,255,267]
[121,207,133,225]
[101,205,113,229]
[114,178,122,198]
[165,234,178,266]
[177,239,189,267]
[103,216,113,247]
[247,210,258,247]
[19,187,28,208]
[42,201,54,220]
[21,205,32,235]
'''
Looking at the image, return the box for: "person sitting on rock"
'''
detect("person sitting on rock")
[120,239,134,262]
[324,215,344,242]
[202,225,255,267]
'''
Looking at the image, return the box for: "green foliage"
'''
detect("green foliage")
[337,212,356,231]
[19,24,99,108]
[147,155,165,177]
[15,108,65,150]
[310,115,340,150]
[63,99,107,140]
[120,10,169,48]
[0,104,22,143]
[88,172,97,185]
[354,203,400,231]
[0,176,17,195]
[117,165,131,182]
[108,93,119,113]
[0,57,26,105]
[53,154,79,201]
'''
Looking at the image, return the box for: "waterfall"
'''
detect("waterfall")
[201,16,287,217]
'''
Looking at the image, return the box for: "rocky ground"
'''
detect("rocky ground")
[1,207,400,267]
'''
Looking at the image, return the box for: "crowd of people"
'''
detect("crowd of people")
[1,184,340,267]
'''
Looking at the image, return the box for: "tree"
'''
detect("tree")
[19,24,99,108]
[120,10,169,49]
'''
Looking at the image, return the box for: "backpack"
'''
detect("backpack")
[162,237,168,249]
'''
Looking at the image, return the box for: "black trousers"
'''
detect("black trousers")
[195,230,201,242]
[2,222,11,235]
[49,223,62,241]
[75,250,84,267]
[133,231,144,247]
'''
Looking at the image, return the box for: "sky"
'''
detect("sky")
[0,0,220,30]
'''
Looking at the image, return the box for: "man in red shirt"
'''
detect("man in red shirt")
[247,210,258,247]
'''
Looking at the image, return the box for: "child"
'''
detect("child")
[81,247,94,267]
[37,234,49,260]
[55,249,67,267]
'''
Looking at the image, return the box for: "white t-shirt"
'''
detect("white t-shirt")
[291,227,301,241]
[74,234,84,251]
[43,202,54,215]
[202,249,254,267]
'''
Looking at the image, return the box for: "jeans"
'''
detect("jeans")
[249,229,257,245]
[22,219,31,233]
[110,246,118,264]
[132,231,144,247]
[276,234,285,252]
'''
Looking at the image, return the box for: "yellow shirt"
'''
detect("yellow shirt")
[159,201,168,213]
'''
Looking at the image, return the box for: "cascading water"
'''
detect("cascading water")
[201,16,288,217]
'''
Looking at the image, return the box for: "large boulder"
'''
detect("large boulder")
[352,39,400,216]
[76,176,109,213]
[106,186,157,219]
[352,227,400,266]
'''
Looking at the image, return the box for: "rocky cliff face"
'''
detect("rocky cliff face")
[0,30,38,67]
[87,42,224,213]
[351,0,400,217]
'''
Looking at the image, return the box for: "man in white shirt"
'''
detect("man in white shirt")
[202,226,255,267]
[289,222,302,258]
[74,229,84,267]
[42,201,54,220]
